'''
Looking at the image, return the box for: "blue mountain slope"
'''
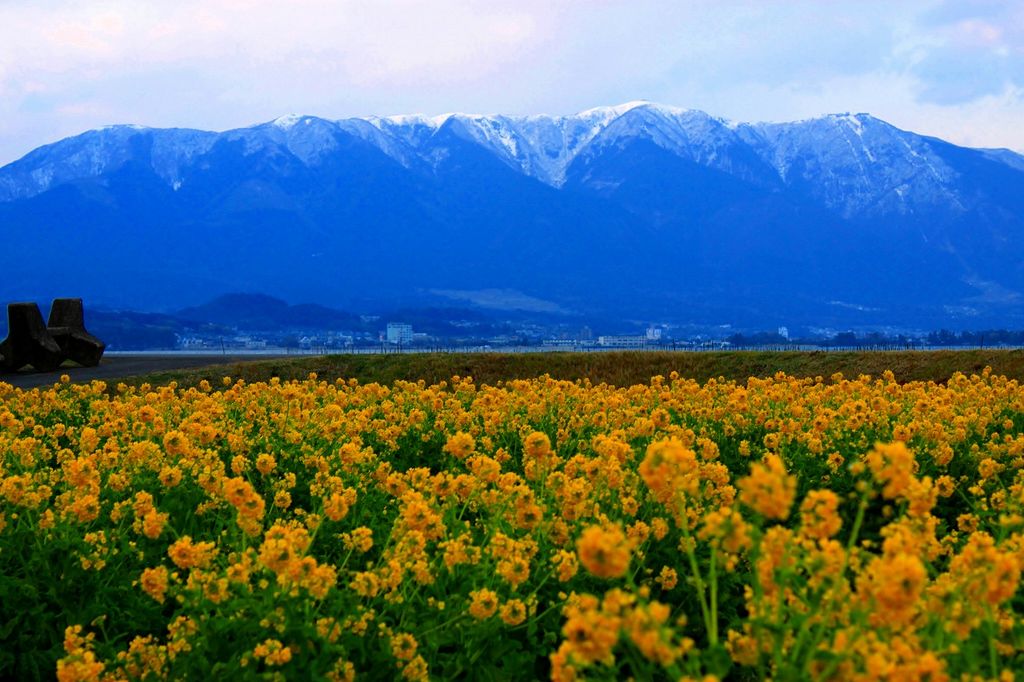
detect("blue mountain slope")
[1,103,1023,328]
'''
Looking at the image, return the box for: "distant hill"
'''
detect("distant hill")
[1,102,1023,329]
[176,293,363,331]
[0,293,541,350]
[88,310,183,350]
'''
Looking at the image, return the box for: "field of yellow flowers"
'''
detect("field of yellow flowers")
[1,368,1023,680]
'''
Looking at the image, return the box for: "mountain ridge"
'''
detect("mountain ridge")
[6,102,1022,201]
[1,102,1023,330]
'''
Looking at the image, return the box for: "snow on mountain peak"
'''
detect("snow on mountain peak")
[576,100,652,119]
[362,102,714,184]
[96,123,149,132]
[836,113,865,137]
[2,103,1017,217]
[734,111,965,216]
[365,103,681,185]
[373,102,719,185]
[272,114,304,130]
[370,112,452,128]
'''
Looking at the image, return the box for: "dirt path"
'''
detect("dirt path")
[0,354,292,389]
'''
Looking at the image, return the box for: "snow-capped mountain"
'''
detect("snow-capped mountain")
[5,101,1015,215]
[735,114,964,217]
[1,102,1023,328]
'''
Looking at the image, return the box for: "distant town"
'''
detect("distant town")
[176,321,695,353]
[155,321,1024,354]
[6,294,1023,354]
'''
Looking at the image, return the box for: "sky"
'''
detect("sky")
[1,0,1022,165]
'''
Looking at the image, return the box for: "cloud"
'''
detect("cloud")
[0,1,557,87]
[666,3,906,88]
[913,46,1023,104]
[0,0,567,160]
[920,0,1014,27]
[1,0,1024,163]
[908,0,1024,104]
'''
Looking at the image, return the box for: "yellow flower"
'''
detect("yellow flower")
[468,589,499,620]
[799,490,842,540]
[443,432,475,459]
[865,442,916,499]
[860,552,927,627]
[342,527,374,553]
[497,556,531,590]
[139,566,170,603]
[523,431,552,459]
[552,549,579,582]
[500,599,528,626]
[141,508,168,540]
[222,477,265,534]
[391,633,418,661]
[738,454,796,520]
[624,600,677,665]
[350,571,380,598]
[324,492,351,522]
[158,466,182,488]
[273,490,292,509]
[162,430,190,456]
[655,566,678,591]
[57,626,104,682]
[576,524,632,579]
[253,638,292,666]
[699,506,752,554]
[255,453,277,475]
[168,536,217,570]
[558,594,621,665]
[639,438,699,504]
[56,651,104,682]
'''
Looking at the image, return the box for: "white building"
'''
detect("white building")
[646,326,663,341]
[597,335,647,348]
[386,323,414,345]
[543,339,579,348]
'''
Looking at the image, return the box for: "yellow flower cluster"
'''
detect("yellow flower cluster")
[1,368,1023,679]
[576,523,634,579]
